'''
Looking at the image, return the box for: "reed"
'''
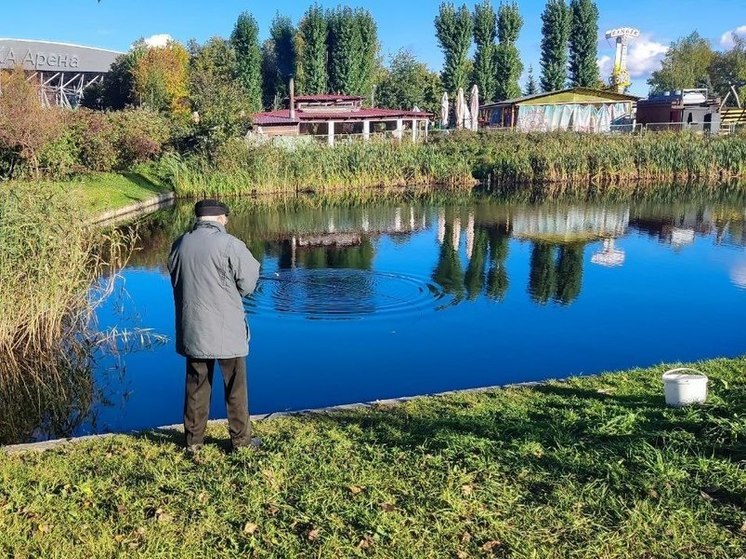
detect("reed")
[0,184,132,385]
[156,131,746,198]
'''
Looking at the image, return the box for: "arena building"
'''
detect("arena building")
[0,38,121,107]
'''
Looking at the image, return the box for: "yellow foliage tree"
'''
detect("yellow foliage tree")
[131,40,190,117]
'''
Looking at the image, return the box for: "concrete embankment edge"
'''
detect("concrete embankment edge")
[89,191,175,226]
[2,381,544,454]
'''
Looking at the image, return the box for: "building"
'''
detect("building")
[636,89,721,132]
[0,38,121,108]
[480,87,638,133]
[251,91,432,145]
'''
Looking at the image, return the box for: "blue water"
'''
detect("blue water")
[76,196,746,437]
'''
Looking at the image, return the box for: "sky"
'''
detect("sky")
[2,0,745,96]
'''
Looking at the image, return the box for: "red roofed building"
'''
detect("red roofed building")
[251,86,432,145]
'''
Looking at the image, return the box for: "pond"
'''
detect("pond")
[15,192,746,442]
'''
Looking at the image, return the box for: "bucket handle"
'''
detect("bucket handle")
[662,367,707,378]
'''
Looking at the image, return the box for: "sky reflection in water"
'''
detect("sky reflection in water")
[68,196,746,438]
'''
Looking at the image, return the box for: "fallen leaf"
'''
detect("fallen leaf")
[307,528,320,541]
[457,552,469,559]
[647,489,659,499]
[243,522,258,535]
[266,503,280,516]
[481,539,502,552]
[357,535,374,549]
[740,520,746,533]
[379,502,395,512]
[197,492,209,504]
[114,534,125,544]
[37,524,51,534]
[349,485,365,495]
[460,532,472,544]
[461,484,473,496]
[155,508,172,523]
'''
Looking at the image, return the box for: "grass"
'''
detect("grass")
[1,357,744,558]
[9,170,171,216]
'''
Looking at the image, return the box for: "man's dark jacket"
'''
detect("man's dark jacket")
[168,220,260,359]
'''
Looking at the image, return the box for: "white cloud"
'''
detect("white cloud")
[721,25,746,48]
[141,34,173,48]
[597,35,668,83]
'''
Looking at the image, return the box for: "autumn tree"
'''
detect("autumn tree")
[495,2,523,100]
[540,0,571,92]
[189,37,251,150]
[0,68,61,178]
[435,3,473,95]
[568,0,600,87]
[231,12,263,112]
[131,40,190,116]
[472,0,498,103]
[296,3,329,94]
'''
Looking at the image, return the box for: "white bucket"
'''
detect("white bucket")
[661,368,708,407]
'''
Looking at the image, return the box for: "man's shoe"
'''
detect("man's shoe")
[185,443,203,456]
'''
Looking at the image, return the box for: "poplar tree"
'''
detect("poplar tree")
[231,12,263,112]
[297,4,328,95]
[525,65,538,95]
[569,0,600,87]
[434,3,473,95]
[494,2,523,100]
[472,0,498,103]
[327,7,378,97]
[262,15,296,108]
[539,0,571,92]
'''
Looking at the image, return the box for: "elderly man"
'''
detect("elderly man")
[168,199,261,453]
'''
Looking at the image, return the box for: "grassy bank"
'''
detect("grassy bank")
[157,132,746,198]
[1,357,744,558]
[8,171,171,216]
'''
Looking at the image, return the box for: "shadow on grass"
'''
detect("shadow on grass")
[120,172,167,196]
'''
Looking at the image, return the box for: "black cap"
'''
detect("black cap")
[194,199,229,217]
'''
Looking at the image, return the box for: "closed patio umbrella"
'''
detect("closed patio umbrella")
[470,84,479,131]
[440,92,449,128]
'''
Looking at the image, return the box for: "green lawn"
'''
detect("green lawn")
[1,358,744,557]
[10,171,172,216]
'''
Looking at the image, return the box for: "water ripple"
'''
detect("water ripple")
[245,268,449,320]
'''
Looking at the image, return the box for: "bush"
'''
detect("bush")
[109,108,171,168]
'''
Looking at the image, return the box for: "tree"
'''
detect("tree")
[327,7,378,97]
[486,226,509,301]
[568,0,600,88]
[296,3,329,94]
[376,49,441,113]
[189,37,251,151]
[540,0,571,92]
[464,229,489,300]
[648,32,715,93]
[131,40,190,116]
[554,243,584,305]
[495,2,523,100]
[231,11,263,113]
[84,51,139,110]
[709,37,746,107]
[528,243,556,304]
[525,65,538,95]
[0,68,61,178]
[472,0,498,103]
[262,15,296,109]
[434,3,473,95]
